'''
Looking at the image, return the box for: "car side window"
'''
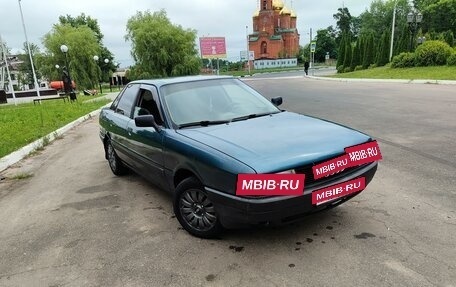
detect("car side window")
[115,84,140,118]
[133,87,164,125]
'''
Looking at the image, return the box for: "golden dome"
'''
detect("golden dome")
[290,9,297,17]
[273,0,284,10]
[253,9,259,17]
[280,6,291,15]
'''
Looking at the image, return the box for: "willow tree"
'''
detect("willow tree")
[125,10,200,79]
[42,24,100,89]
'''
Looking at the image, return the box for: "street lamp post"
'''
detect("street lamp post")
[60,44,76,101]
[93,55,102,94]
[246,25,251,75]
[104,58,112,92]
[113,62,121,91]
[407,10,423,51]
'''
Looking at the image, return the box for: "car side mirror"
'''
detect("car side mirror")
[271,97,283,106]
[135,115,161,132]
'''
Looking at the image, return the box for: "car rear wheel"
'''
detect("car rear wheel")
[173,177,222,238]
[106,139,128,176]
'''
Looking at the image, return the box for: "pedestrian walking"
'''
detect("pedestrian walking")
[304,61,309,75]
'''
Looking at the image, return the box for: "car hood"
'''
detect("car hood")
[176,112,371,173]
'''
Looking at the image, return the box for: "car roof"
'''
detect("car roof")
[129,75,235,88]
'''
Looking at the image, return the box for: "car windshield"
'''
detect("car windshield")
[160,78,280,127]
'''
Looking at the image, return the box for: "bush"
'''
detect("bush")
[391,52,415,68]
[368,64,377,69]
[344,67,352,73]
[414,40,452,66]
[337,65,345,73]
[448,52,456,66]
[354,65,364,71]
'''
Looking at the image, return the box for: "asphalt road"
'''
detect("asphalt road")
[0,76,455,287]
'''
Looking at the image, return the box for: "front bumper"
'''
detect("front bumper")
[205,162,378,228]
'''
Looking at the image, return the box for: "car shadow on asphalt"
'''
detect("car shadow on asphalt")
[126,172,348,243]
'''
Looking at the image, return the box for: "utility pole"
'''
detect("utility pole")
[389,0,398,61]
[18,0,40,98]
[246,25,251,75]
[309,28,313,68]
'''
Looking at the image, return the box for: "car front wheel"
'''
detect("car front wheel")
[173,177,223,238]
[106,139,128,176]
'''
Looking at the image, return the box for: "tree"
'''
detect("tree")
[376,30,390,66]
[59,13,115,82]
[350,38,361,69]
[125,10,200,79]
[343,35,352,69]
[333,7,352,35]
[59,13,103,42]
[336,33,346,70]
[314,28,337,62]
[358,0,411,52]
[42,24,101,89]
[363,33,375,68]
[300,44,310,63]
[443,30,454,47]
[18,42,41,86]
[394,23,411,55]
[421,0,456,36]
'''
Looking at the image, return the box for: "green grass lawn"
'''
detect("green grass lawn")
[330,66,456,80]
[0,95,110,158]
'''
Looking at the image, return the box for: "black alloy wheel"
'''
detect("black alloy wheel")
[173,177,222,238]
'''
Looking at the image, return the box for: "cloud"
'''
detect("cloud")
[0,0,370,67]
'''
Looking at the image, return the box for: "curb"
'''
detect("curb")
[0,103,111,173]
[307,75,456,85]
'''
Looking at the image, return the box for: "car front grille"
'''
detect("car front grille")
[295,161,368,188]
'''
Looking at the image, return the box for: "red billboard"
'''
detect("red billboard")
[199,37,226,59]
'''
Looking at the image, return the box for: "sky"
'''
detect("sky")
[0,0,371,67]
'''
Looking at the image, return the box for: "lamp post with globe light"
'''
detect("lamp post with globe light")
[94,56,111,93]
[93,55,103,94]
[113,62,121,91]
[407,10,423,51]
[60,44,76,100]
[103,58,112,92]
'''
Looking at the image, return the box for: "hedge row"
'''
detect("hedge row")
[391,40,456,68]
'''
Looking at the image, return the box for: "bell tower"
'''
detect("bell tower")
[260,0,273,11]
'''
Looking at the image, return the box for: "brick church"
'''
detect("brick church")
[248,0,300,60]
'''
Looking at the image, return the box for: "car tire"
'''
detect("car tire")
[173,177,223,238]
[106,139,128,176]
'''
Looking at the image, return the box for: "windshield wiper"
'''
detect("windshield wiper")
[230,111,280,122]
[178,120,230,129]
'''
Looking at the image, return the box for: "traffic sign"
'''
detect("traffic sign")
[310,41,316,53]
